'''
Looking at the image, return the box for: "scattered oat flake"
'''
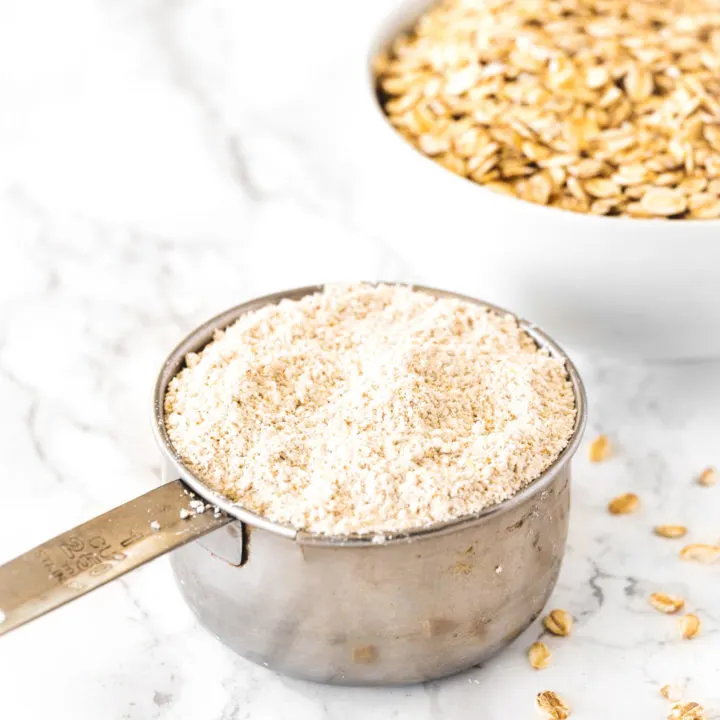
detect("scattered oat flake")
[668,702,706,719]
[584,178,620,198]
[678,613,701,639]
[654,525,688,539]
[528,641,552,669]
[588,434,611,462]
[692,201,720,219]
[680,544,720,564]
[649,592,685,614]
[179,508,190,520]
[661,685,683,702]
[590,198,617,215]
[697,467,717,487]
[640,188,687,216]
[150,521,161,531]
[543,609,573,637]
[536,691,570,719]
[608,493,640,515]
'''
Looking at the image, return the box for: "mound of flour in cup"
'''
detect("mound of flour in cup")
[164,284,576,536]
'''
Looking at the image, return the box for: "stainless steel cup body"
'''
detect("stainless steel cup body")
[167,458,571,685]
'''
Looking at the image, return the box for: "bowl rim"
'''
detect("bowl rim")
[152,283,588,547]
[363,0,720,229]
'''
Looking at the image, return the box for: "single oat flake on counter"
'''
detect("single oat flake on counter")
[164,284,576,536]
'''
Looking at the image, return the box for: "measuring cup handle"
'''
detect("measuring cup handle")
[0,479,231,637]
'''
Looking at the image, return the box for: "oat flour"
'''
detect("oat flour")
[164,284,576,535]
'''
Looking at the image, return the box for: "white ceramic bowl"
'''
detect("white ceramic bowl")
[358,0,720,359]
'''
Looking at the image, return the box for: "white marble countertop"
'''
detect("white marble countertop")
[1,1,719,718]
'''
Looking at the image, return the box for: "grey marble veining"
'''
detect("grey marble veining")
[0,1,719,718]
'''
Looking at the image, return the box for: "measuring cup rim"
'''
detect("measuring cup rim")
[151,282,588,547]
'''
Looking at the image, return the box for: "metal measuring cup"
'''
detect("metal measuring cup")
[0,285,587,685]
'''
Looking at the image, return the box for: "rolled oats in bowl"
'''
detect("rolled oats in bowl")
[164,284,577,536]
[374,0,720,219]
